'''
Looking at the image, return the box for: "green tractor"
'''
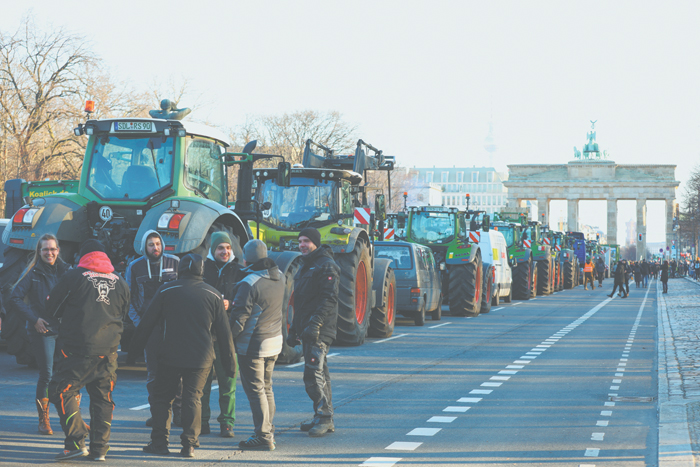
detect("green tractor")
[405,203,488,317]
[524,221,554,296]
[561,232,581,289]
[244,138,397,347]
[542,228,565,292]
[493,209,535,300]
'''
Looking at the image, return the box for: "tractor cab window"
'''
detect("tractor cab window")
[410,211,455,244]
[340,181,353,216]
[257,177,338,231]
[185,138,226,205]
[498,226,515,247]
[87,135,174,200]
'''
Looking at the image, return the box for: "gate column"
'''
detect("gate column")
[606,199,617,245]
[537,197,549,227]
[666,198,675,255]
[567,198,578,232]
[636,198,647,260]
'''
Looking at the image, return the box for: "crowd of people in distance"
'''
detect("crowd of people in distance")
[5,226,339,461]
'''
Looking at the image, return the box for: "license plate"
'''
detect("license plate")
[114,121,153,132]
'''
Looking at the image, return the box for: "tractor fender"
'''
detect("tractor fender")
[329,227,371,255]
[268,250,302,277]
[2,194,90,253]
[134,198,250,254]
[372,258,393,309]
[446,244,480,265]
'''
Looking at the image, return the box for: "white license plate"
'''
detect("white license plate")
[114,121,153,132]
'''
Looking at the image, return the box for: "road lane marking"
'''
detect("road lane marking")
[457,397,482,403]
[604,402,615,407]
[481,382,502,387]
[612,379,622,383]
[374,334,408,344]
[601,411,612,416]
[493,307,504,311]
[610,386,620,390]
[490,376,510,381]
[520,356,537,359]
[407,428,441,436]
[428,416,457,423]
[443,406,470,412]
[591,433,605,441]
[584,448,600,457]
[361,457,402,466]
[507,365,524,369]
[616,368,625,372]
[510,302,522,306]
[618,363,627,366]
[385,442,421,451]
[513,360,531,364]
[620,358,628,361]
[499,370,518,375]
[428,322,452,329]
[130,404,150,411]
[596,421,609,426]
[615,373,624,377]
[528,350,543,354]
[470,389,492,394]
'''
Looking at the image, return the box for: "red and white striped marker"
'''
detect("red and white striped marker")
[354,207,371,225]
[543,237,551,245]
[523,239,532,248]
[469,231,481,243]
[555,245,561,251]
[384,228,395,240]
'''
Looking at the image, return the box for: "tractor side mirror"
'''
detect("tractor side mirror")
[482,214,490,232]
[375,194,386,221]
[222,140,258,165]
[277,161,291,187]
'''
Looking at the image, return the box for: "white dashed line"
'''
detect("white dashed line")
[481,382,502,387]
[490,376,510,381]
[506,365,524,369]
[407,428,441,436]
[596,420,609,426]
[130,404,150,411]
[428,416,456,423]
[610,386,620,390]
[612,379,622,383]
[513,360,531,364]
[601,411,612,416]
[604,402,615,407]
[385,442,421,451]
[520,356,537,359]
[493,307,505,311]
[585,448,600,457]
[374,334,408,344]
[470,389,492,395]
[428,322,452,329]
[443,406,470,412]
[591,433,605,441]
[510,302,522,306]
[499,370,518,375]
[361,457,402,466]
[615,373,624,377]
[457,397,482,403]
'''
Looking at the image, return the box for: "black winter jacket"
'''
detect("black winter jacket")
[230,258,285,357]
[10,258,70,335]
[203,254,244,304]
[46,252,129,355]
[131,275,235,374]
[291,245,339,344]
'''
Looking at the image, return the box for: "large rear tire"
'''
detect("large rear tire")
[512,260,531,300]
[530,264,538,299]
[368,266,396,338]
[537,259,552,295]
[335,239,371,346]
[277,258,303,364]
[448,251,482,317]
[563,261,575,289]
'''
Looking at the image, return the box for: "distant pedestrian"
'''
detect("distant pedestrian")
[231,239,285,450]
[595,256,605,287]
[132,254,235,458]
[633,262,642,288]
[661,260,669,293]
[641,260,650,287]
[583,257,595,290]
[608,260,628,298]
[9,234,70,436]
[287,227,339,437]
[46,240,130,461]
[623,260,631,296]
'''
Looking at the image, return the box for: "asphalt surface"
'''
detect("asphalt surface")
[0,275,683,466]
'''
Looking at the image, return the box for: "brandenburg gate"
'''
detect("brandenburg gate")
[503,123,679,257]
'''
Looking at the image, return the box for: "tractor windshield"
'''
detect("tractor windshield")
[257,177,338,230]
[87,135,174,200]
[410,211,455,244]
[497,226,515,247]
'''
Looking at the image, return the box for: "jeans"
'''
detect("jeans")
[662,280,668,293]
[150,364,209,448]
[302,340,333,421]
[30,332,57,400]
[202,340,237,427]
[238,354,277,441]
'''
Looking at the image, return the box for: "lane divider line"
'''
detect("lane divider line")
[428,322,452,329]
[361,457,402,466]
[374,334,408,344]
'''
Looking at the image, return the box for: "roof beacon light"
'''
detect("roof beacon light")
[84,100,95,113]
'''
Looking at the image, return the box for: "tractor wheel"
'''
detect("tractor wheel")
[563,261,575,289]
[503,283,513,303]
[0,247,36,367]
[512,260,531,300]
[492,286,500,306]
[537,259,552,295]
[530,263,538,299]
[335,239,372,346]
[368,266,396,338]
[448,250,482,317]
[431,294,443,321]
[277,258,303,364]
[481,265,494,313]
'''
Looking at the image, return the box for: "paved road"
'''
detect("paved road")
[0,278,667,466]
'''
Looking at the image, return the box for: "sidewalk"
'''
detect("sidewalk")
[658,275,700,466]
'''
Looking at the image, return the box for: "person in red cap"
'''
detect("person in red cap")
[46,239,130,461]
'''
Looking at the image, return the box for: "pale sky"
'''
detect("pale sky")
[2,1,698,244]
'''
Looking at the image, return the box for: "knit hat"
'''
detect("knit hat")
[244,239,267,264]
[179,253,204,277]
[79,239,105,257]
[210,231,233,256]
[298,227,321,248]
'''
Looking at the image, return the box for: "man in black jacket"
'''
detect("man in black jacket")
[287,227,339,437]
[46,240,130,461]
[132,254,236,458]
[608,260,628,298]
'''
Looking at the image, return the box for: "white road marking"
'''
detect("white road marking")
[591,433,605,441]
[374,334,408,344]
[443,406,470,412]
[470,389,493,394]
[428,416,457,423]
[510,302,522,306]
[130,404,150,411]
[604,402,615,407]
[407,428,441,436]
[499,370,518,375]
[620,358,628,362]
[520,356,537,359]
[490,376,510,381]
[507,365,525,369]
[361,457,402,466]
[493,307,505,311]
[601,411,612,416]
[428,322,452,329]
[596,421,609,426]
[536,345,551,348]
[481,382,502,387]
[610,386,620,390]
[615,373,624,377]
[608,393,618,397]
[513,360,531,364]
[457,397,482,403]
[585,448,600,457]
[616,367,625,372]
[580,464,597,467]
[385,442,422,451]
[528,350,544,353]
[618,362,627,366]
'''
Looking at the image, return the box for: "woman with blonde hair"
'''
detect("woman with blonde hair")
[9,233,70,435]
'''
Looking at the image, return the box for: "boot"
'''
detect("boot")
[308,418,335,437]
[36,398,53,435]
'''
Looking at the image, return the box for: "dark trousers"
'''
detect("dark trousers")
[662,280,668,293]
[610,281,627,297]
[597,270,604,286]
[202,340,237,428]
[238,354,277,441]
[48,351,117,456]
[302,340,333,421]
[584,272,595,289]
[30,332,57,400]
[150,364,209,448]
[146,326,182,414]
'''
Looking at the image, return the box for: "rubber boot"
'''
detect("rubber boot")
[36,398,53,435]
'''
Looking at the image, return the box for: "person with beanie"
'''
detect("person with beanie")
[288,227,339,437]
[201,231,243,437]
[46,239,130,461]
[230,239,285,450]
[125,230,180,426]
[132,254,236,458]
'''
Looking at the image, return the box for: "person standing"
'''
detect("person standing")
[125,230,180,426]
[287,227,339,437]
[583,257,595,290]
[132,254,235,458]
[595,256,605,287]
[201,232,242,438]
[231,239,285,450]
[641,259,650,288]
[46,240,130,461]
[9,234,70,436]
[661,260,669,293]
[608,260,628,298]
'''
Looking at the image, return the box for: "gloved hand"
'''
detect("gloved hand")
[286,329,300,347]
[301,315,324,342]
